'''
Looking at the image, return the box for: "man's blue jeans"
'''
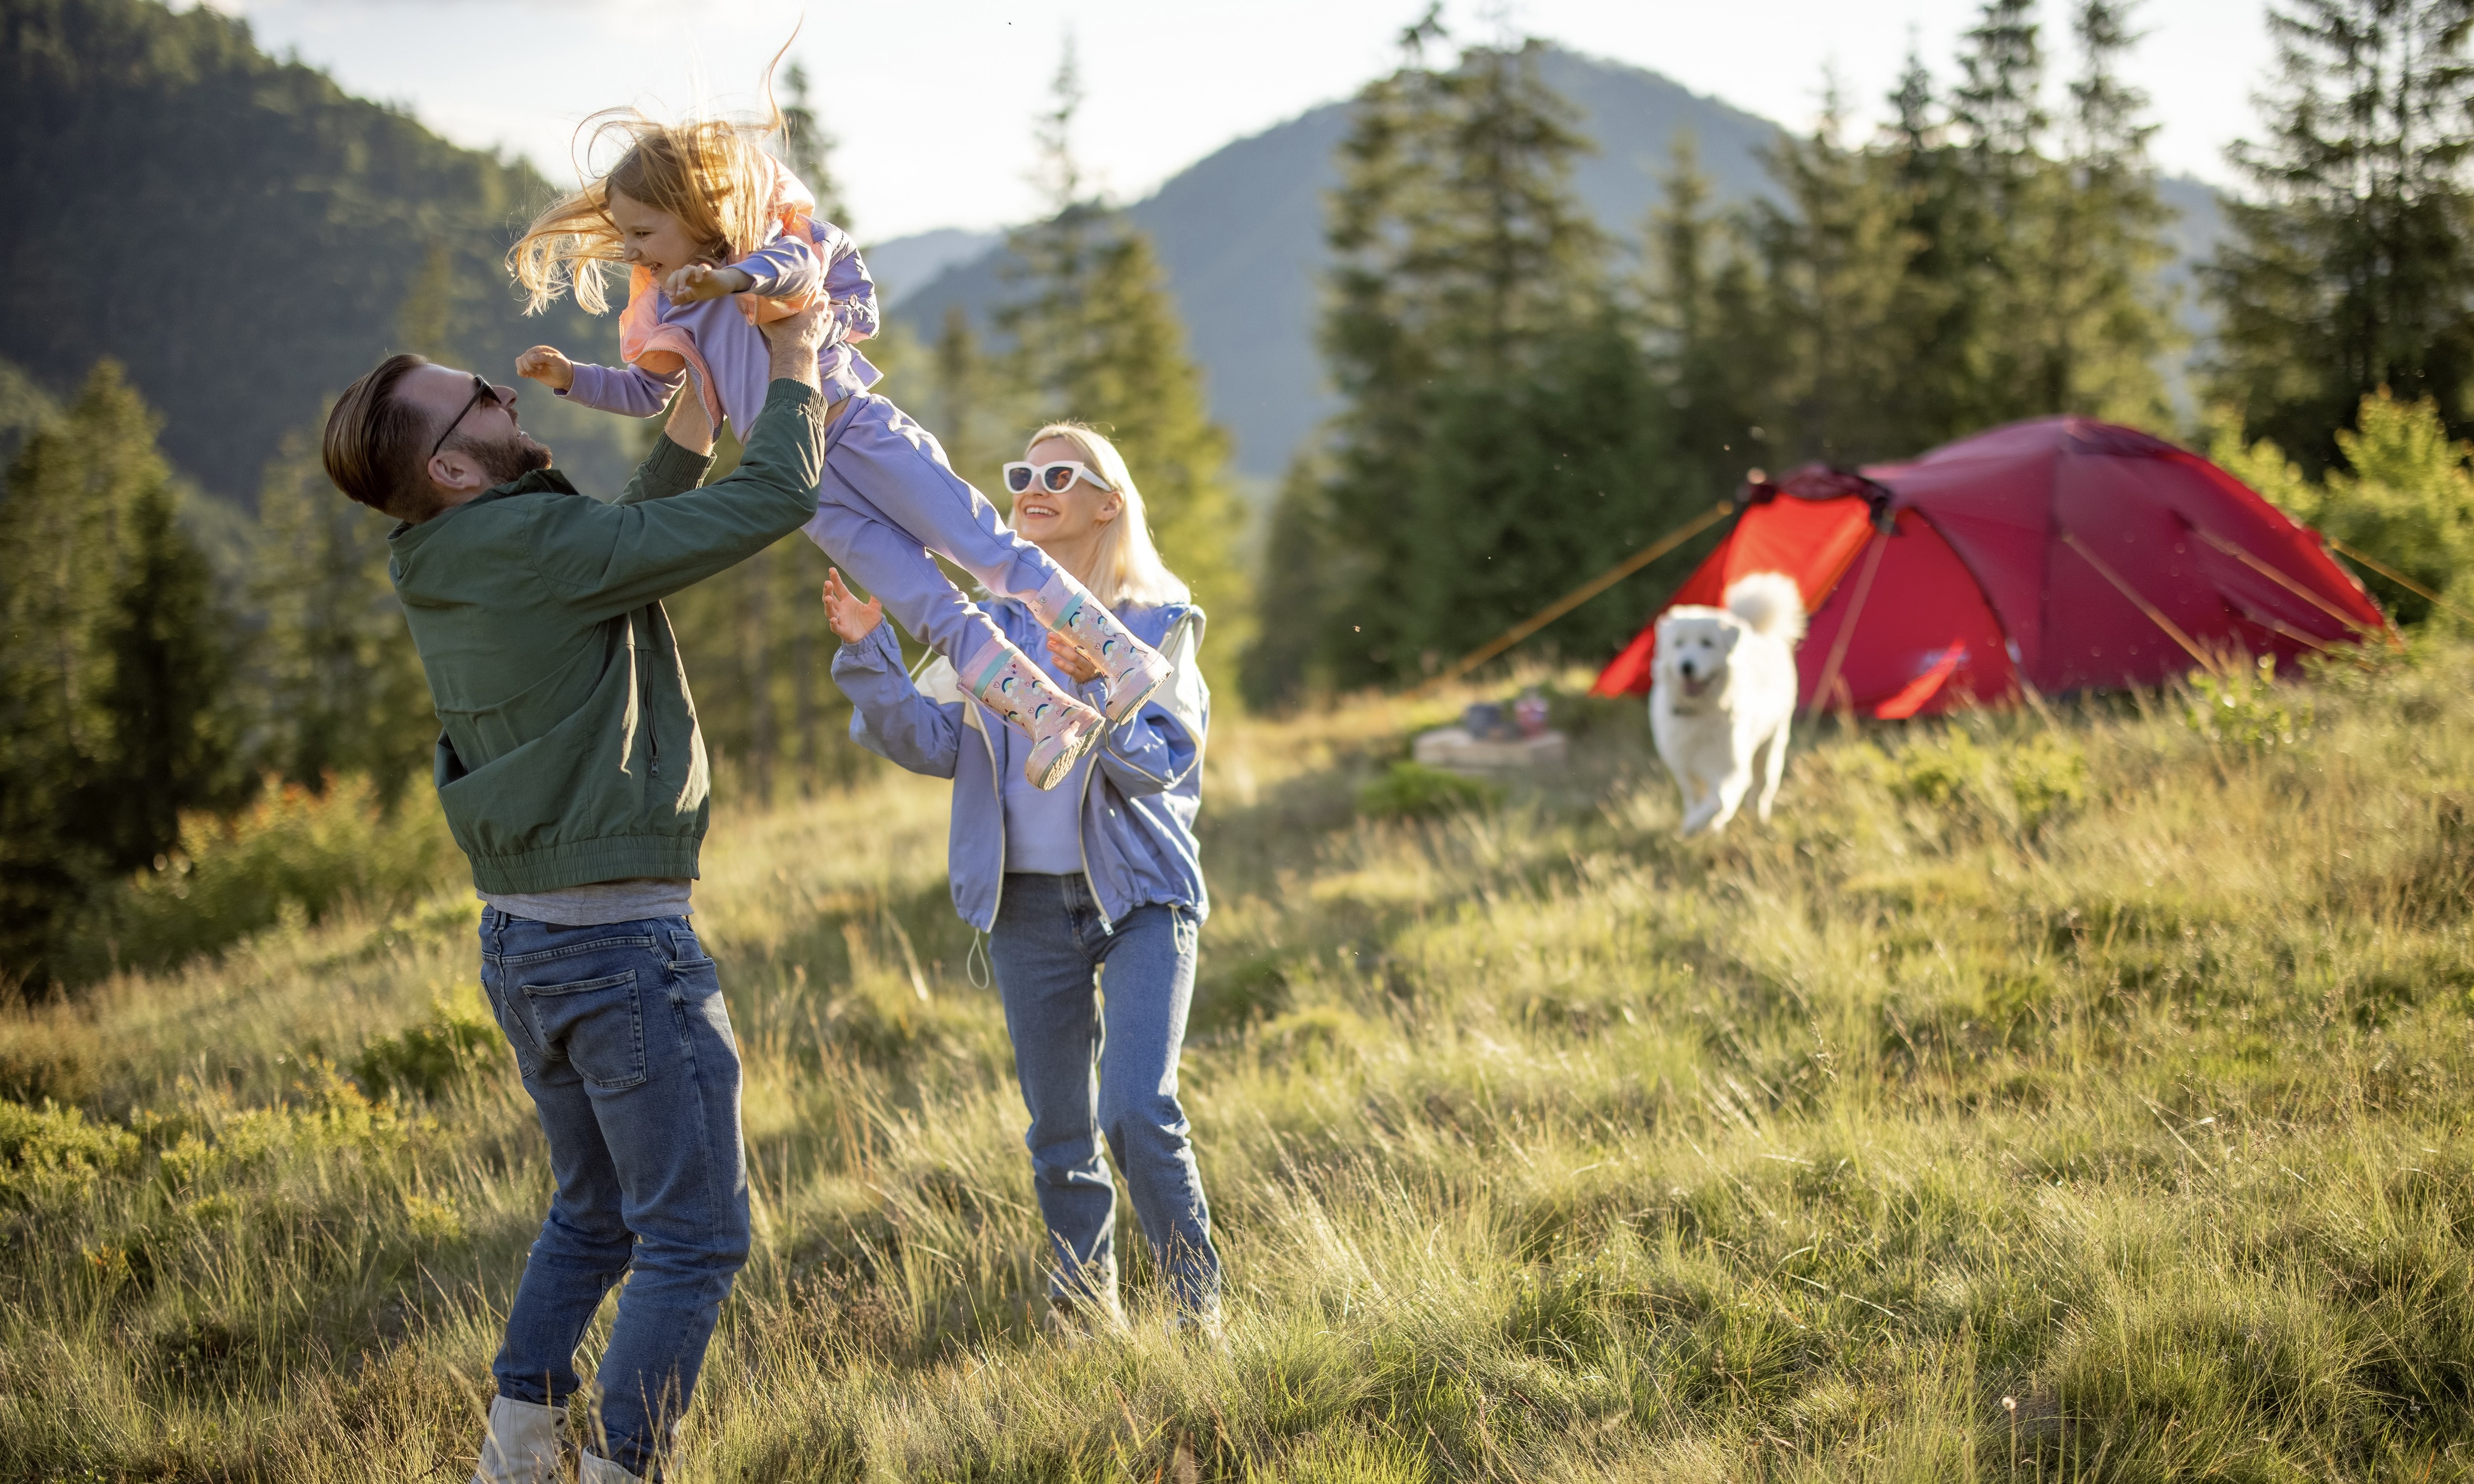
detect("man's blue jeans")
[988,874,1222,1318]
[477,909,749,1478]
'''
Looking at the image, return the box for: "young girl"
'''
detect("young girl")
[507,109,1168,789]
[826,423,1222,1338]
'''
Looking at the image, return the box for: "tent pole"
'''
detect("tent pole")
[1804,528,1890,720]
[2058,531,2221,673]
[2189,528,2383,636]
[2324,536,2474,625]
[1420,499,1736,694]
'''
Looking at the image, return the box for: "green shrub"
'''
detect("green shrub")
[1357,760,1503,820]
[2211,390,2474,627]
[2183,655,2313,752]
[0,1100,138,1203]
[349,998,498,1101]
[61,774,458,982]
[1863,727,2090,840]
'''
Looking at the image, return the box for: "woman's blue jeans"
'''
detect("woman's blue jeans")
[477,909,749,1479]
[988,874,1223,1317]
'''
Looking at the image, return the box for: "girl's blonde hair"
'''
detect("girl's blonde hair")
[508,100,786,317]
[1026,423,1190,610]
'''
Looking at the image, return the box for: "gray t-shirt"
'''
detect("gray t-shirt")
[479,878,693,927]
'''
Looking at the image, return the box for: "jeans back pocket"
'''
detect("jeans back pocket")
[523,970,649,1090]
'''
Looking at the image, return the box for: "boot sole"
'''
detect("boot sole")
[1025,710,1105,790]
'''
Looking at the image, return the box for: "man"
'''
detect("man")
[321,303,835,1484]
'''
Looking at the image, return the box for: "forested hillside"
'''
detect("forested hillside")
[0,0,630,506]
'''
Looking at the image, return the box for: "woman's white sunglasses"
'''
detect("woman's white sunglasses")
[1002,459,1116,496]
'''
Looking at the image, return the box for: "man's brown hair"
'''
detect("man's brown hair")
[323,353,431,515]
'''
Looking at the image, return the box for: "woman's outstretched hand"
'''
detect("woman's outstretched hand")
[1045,632,1102,685]
[822,568,883,645]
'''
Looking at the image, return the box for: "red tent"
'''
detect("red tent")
[1593,417,2386,717]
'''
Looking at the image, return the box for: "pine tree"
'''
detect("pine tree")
[0,363,235,985]
[2039,0,2178,426]
[998,40,1248,672]
[100,477,243,861]
[1642,132,1760,484]
[251,429,435,801]
[1873,44,1992,451]
[931,305,1001,495]
[1744,94,1916,461]
[2209,0,2474,468]
[779,60,851,227]
[1950,0,2057,427]
[1262,23,1655,695]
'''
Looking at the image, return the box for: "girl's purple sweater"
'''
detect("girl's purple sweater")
[559,219,882,438]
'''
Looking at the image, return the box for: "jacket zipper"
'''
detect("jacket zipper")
[1075,743,1107,933]
[640,612,662,779]
[977,692,1006,924]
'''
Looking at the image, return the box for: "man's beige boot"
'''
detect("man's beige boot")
[471,1396,564,1484]
[577,1451,646,1484]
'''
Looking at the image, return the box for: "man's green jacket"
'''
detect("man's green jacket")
[387,378,829,893]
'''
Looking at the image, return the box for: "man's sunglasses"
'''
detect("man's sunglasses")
[429,374,505,463]
[1002,459,1115,497]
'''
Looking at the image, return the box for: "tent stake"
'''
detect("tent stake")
[1420,499,1736,694]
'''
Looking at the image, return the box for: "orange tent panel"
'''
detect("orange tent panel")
[1592,494,1874,696]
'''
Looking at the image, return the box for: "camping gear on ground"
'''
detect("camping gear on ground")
[1591,417,2386,717]
[1514,688,1552,737]
[1415,695,1569,774]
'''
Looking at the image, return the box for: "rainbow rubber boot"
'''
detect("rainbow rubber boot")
[965,637,1106,790]
[1031,573,1173,724]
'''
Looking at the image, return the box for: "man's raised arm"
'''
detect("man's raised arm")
[528,308,834,618]
[610,378,721,507]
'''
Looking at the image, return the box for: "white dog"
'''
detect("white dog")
[1651,571,1807,837]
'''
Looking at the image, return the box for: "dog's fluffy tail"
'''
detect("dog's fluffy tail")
[1724,571,1807,645]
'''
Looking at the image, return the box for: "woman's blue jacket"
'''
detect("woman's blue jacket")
[828,600,1209,933]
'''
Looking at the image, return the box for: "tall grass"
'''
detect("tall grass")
[0,645,2469,1481]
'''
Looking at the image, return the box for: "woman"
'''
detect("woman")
[822,421,1221,1337]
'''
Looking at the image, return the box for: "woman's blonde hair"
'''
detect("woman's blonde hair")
[1026,423,1190,610]
[508,100,786,316]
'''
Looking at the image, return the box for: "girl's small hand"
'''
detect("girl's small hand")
[821,568,883,645]
[516,345,574,391]
[1046,631,1103,685]
[666,263,755,304]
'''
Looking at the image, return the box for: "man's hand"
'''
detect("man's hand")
[821,568,883,644]
[665,263,754,304]
[664,372,715,455]
[759,299,829,392]
[1046,631,1103,685]
[516,345,575,392]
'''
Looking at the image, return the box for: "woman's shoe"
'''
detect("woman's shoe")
[1032,574,1173,724]
[1042,1289,1127,1345]
[964,637,1105,790]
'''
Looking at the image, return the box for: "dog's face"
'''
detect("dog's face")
[1654,609,1742,710]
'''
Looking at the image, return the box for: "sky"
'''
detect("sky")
[195,0,2277,243]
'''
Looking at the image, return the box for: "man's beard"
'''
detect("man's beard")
[450,429,553,486]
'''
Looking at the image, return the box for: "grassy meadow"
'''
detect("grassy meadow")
[1,643,2471,1482]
